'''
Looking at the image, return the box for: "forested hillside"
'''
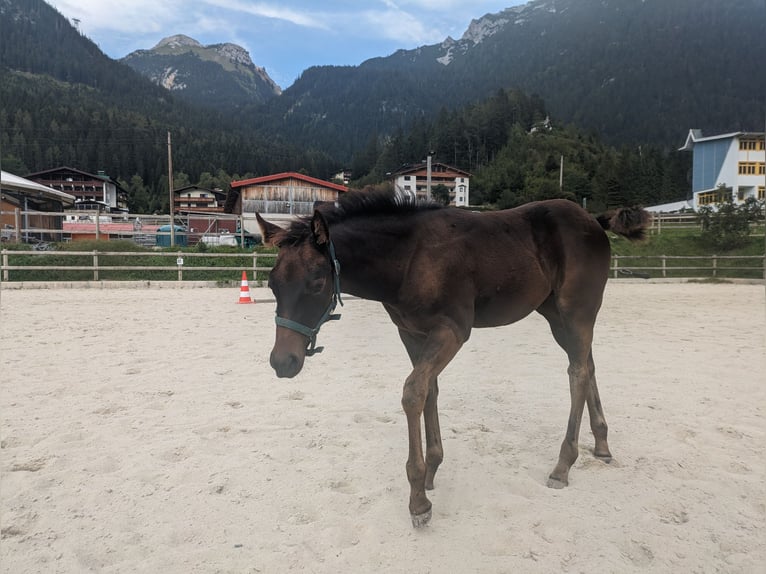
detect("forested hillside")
[0,0,336,213]
[350,89,689,211]
[248,0,766,162]
[4,0,754,212]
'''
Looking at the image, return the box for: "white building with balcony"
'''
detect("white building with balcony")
[679,129,765,209]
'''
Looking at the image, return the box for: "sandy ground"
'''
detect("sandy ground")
[1,282,764,573]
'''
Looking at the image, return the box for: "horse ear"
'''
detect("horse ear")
[256,212,284,247]
[311,210,330,246]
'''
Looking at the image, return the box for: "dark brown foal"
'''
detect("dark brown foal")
[257,191,649,527]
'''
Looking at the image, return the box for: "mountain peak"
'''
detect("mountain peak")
[122,33,281,106]
[153,34,202,51]
[212,43,254,67]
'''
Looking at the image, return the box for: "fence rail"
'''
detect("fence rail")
[612,254,765,279]
[1,250,764,283]
[1,250,277,283]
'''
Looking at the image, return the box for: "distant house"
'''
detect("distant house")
[679,130,765,210]
[172,185,237,238]
[25,166,128,213]
[1,170,75,242]
[173,185,227,214]
[390,162,471,206]
[227,172,348,218]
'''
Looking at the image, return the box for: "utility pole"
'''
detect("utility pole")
[426,152,432,201]
[559,154,564,191]
[167,131,175,247]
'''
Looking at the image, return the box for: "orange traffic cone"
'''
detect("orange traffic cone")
[237,270,254,304]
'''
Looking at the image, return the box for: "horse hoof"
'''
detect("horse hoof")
[546,475,568,489]
[411,509,432,528]
[595,453,613,464]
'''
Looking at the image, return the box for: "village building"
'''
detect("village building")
[172,185,236,238]
[24,166,129,214]
[173,185,227,215]
[679,130,766,210]
[227,172,348,232]
[1,170,75,243]
[390,161,471,206]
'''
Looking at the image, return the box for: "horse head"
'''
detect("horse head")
[256,210,342,378]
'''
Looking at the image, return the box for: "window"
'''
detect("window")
[740,138,766,151]
[738,162,762,175]
[759,186,765,200]
[698,191,726,205]
[740,139,757,151]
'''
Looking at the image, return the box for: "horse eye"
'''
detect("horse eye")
[308,276,326,294]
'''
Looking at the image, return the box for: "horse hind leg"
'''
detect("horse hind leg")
[537,297,609,488]
[585,350,612,462]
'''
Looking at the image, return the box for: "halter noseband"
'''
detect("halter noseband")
[274,240,343,356]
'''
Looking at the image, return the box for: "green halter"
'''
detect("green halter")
[274,240,343,356]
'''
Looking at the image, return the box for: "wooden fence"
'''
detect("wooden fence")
[0,250,276,283]
[1,250,764,283]
[611,254,764,279]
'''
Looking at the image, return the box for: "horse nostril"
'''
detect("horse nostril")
[270,351,303,378]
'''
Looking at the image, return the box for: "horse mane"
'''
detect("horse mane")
[279,190,444,245]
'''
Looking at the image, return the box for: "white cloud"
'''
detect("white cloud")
[202,0,331,30]
[49,0,181,35]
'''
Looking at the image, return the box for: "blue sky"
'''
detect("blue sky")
[48,0,525,89]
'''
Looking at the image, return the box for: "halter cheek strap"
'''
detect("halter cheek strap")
[274,240,343,356]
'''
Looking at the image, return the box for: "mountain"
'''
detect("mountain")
[121,35,281,109]
[0,0,336,211]
[248,0,766,162]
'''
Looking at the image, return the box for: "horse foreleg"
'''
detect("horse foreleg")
[423,377,443,490]
[400,324,463,527]
[402,371,431,526]
[395,330,444,491]
[547,360,589,489]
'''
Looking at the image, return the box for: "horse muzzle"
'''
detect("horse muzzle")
[270,348,305,378]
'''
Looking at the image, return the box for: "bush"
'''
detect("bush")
[697,196,763,250]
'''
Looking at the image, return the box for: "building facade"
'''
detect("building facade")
[391,162,471,207]
[1,171,76,242]
[173,185,227,214]
[679,130,765,209]
[228,172,348,217]
[25,167,129,213]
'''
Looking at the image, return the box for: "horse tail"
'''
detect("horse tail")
[596,207,651,242]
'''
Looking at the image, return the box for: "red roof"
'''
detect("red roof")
[230,172,348,193]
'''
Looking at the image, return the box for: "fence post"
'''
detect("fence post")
[712,254,717,277]
[2,250,8,281]
[93,250,99,281]
[253,252,258,282]
[177,250,183,281]
[14,208,21,243]
[613,255,619,278]
[662,255,667,278]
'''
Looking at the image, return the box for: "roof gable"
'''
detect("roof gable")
[231,171,348,193]
[392,162,472,177]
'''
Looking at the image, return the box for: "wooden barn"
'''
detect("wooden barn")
[227,172,348,218]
